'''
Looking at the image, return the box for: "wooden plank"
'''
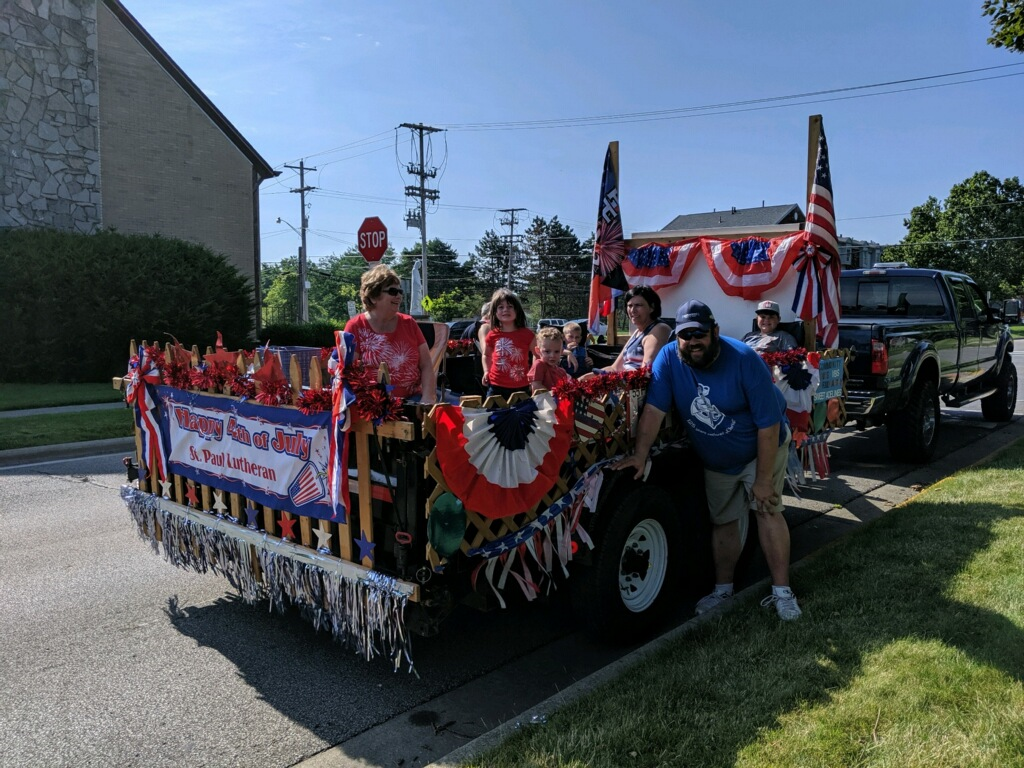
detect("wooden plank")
[289,353,302,404]
[355,431,374,567]
[299,515,313,547]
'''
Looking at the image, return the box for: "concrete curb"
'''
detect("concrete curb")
[0,437,136,468]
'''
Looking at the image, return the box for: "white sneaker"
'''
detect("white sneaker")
[761,589,802,621]
[695,590,733,615]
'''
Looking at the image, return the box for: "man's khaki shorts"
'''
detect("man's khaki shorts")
[704,427,791,525]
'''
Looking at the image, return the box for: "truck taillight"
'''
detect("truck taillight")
[871,340,888,375]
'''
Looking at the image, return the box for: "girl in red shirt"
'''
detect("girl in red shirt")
[481,288,534,400]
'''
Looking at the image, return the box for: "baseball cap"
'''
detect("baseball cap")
[755,300,781,316]
[675,300,716,333]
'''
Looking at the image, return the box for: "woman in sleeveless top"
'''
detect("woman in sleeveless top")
[600,285,671,372]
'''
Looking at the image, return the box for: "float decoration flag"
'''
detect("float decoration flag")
[623,239,702,289]
[588,144,627,334]
[433,393,573,520]
[702,234,806,300]
[327,330,356,522]
[794,120,842,348]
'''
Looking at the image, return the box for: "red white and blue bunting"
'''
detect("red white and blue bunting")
[433,392,574,520]
[124,344,168,483]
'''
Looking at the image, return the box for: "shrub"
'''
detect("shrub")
[258,321,339,348]
[0,228,254,383]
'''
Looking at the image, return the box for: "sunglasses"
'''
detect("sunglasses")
[677,329,709,341]
[382,286,404,296]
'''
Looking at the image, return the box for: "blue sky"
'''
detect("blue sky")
[123,1,1023,266]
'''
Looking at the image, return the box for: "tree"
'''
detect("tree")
[397,238,477,309]
[472,229,517,298]
[982,0,1024,53]
[310,249,369,322]
[522,216,590,319]
[421,288,479,322]
[885,171,1024,295]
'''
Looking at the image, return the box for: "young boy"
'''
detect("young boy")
[560,321,593,379]
[530,327,570,393]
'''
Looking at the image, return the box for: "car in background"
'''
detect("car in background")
[446,318,476,339]
[536,318,569,332]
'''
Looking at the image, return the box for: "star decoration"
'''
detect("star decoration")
[159,479,172,498]
[278,516,297,540]
[355,530,376,565]
[313,528,333,552]
[245,504,260,530]
[185,483,199,507]
[213,492,228,515]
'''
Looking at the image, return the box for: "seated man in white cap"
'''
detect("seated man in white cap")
[742,300,798,353]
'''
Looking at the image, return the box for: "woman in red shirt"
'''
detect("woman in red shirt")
[344,265,436,403]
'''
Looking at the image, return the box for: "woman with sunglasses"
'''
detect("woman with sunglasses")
[598,285,671,373]
[344,264,436,404]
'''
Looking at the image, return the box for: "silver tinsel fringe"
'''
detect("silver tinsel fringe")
[120,486,415,672]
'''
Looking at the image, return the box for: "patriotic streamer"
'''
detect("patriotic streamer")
[702,233,806,300]
[327,330,356,522]
[434,393,574,519]
[124,345,167,482]
[121,486,415,672]
[623,239,702,289]
[791,242,842,349]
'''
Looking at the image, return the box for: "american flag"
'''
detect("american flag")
[588,144,627,335]
[623,239,701,289]
[794,119,842,348]
[805,125,838,257]
[574,397,608,443]
[704,234,805,299]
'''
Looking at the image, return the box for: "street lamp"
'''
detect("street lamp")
[277,217,308,323]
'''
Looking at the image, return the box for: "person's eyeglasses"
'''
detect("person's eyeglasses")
[677,329,708,341]
[382,287,404,296]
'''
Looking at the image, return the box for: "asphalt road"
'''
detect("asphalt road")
[1,351,1021,768]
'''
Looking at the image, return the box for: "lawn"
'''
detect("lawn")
[0,382,123,411]
[465,441,1024,768]
[0,408,134,451]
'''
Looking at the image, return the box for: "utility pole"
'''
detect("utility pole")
[400,123,442,315]
[284,159,316,323]
[498,208,526,289]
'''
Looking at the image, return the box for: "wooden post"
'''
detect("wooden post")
[802,114,823,353]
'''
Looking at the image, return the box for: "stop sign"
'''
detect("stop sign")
[357,216,388,263]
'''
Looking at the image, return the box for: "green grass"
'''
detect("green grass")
[0,408,135,451]
[1010,324,1024,340]
[0,382,123,411]
[466,442,1024,768]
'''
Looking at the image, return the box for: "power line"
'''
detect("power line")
[440,64,1024,131]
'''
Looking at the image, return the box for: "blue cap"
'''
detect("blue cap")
[675,300,716,332]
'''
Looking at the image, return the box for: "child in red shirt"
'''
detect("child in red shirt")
[481,288,534,400]
[530,327,570,393]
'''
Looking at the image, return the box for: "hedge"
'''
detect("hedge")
[0,228,255,383]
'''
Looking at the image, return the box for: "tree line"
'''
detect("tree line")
[262,214,595,325]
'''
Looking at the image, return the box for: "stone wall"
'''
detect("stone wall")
[1,0,102,232]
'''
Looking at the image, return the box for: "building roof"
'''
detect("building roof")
[663,203,804,232]
[103,0,278,181]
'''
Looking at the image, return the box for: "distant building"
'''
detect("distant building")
[1,0,277,312]
[662,203,806,233]
[836,236,884,269]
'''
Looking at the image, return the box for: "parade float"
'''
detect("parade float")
[117,116,847,671]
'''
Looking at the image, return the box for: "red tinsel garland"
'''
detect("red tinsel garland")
[297,387,333,414]
[163,360,191,390]
[760,347,807,369]
[255,378,293,406]
[446,339,475,355]
[344,361,402,424]
[551,366,651,403]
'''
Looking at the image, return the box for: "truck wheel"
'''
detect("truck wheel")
[887,379,940,463]
[573,485,683,644]
[981,358,1017,422]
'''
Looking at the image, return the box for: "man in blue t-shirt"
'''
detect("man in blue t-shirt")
[613,299,801,621]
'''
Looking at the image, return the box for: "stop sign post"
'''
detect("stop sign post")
[357,217,388,263]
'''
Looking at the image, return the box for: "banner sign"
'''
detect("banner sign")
[158,386,333,519]
[813,357,844,402]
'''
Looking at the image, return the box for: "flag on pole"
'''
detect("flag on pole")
[795,120,842,348]
[588,143,627,336]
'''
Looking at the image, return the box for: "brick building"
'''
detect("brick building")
[1,0,277,309]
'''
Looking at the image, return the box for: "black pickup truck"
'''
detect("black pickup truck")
[838,265,1017,462]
